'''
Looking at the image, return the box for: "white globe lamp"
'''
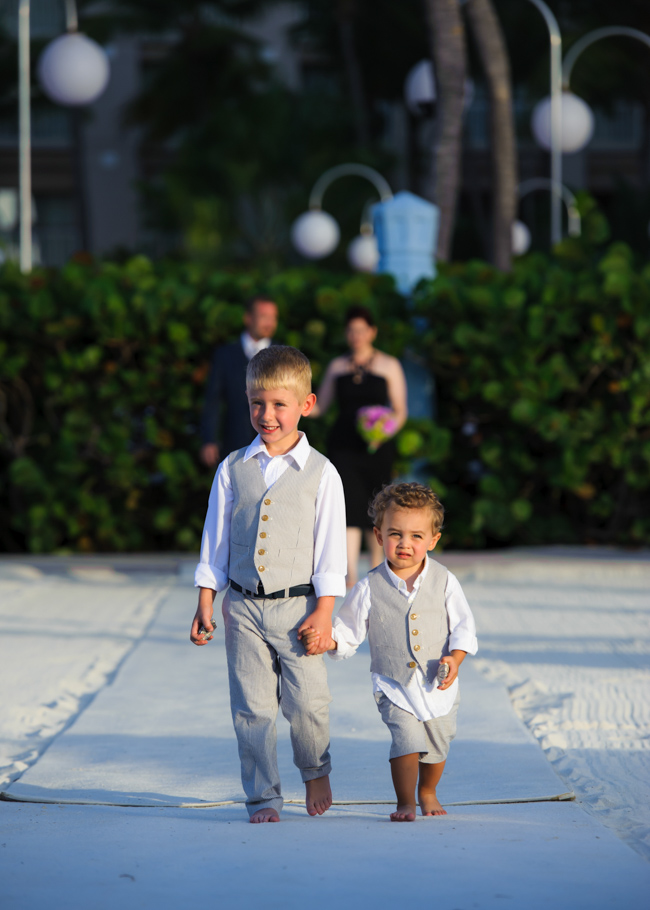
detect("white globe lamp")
[347,233,379,272]
[404,60,474,116]
[38,33,110,106]
[404,60,437,115]
[531,91,595,154]
[291,210,340,259]
[512,220,532,255]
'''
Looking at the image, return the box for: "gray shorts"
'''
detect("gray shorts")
[375,689,460,764]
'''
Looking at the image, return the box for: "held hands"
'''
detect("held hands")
[299,626,335,655]
[297,607,334,656]
[297,597,335,656]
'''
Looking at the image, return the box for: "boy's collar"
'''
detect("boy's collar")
[384,554,429,589]
[244,431,310,468]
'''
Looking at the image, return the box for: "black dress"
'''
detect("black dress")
[328,371,397,529]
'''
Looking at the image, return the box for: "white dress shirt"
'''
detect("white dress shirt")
[241,332,271,361]
[195,432,347,597]
[329,557,478,721]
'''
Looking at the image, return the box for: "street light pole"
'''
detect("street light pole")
[518,178,581,238]
[18,0,31,274]
[307,164,393,211]
[562,26,650,88]
[524,0,562,247]
[291,164,393,263]
[18,0,109,273]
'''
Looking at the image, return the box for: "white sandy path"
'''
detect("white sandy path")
[0,564,174,789]
[1,556,649,839]
[1,553,649,910]
[450,556,650,861]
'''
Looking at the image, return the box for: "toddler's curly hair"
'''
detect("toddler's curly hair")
[368,482,444,535]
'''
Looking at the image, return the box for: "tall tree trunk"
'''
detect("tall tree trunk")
[423,0,467,261]
[465,0,517,271]
[336,0,370,147]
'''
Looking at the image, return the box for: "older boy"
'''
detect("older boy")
[191,346,347,823]
[307,482,477,821]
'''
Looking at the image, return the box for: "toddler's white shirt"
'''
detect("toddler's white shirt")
[195,432,347,597]
[329,557,478,721]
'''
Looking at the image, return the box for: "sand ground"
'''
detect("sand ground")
[0,548,648,908]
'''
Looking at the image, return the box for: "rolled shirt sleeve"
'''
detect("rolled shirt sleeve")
[328,579,370,659]
[194,458,233,592]
[312,461,347,598]
[446,571,478,655]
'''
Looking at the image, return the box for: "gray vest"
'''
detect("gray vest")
[228,445,328,594]
[367,558,449,686]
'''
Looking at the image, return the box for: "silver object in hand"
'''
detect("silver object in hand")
[199,617,216,637]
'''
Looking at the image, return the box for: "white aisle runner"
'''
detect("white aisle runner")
[3,580,570,808]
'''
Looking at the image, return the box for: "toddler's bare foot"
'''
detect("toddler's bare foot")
[390,803,416,822]
[419,790,447,816]
[305,775,332,816]
[250,808,280,824]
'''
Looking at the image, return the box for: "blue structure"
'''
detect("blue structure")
[401,351,437,421]
[372,191,440,295]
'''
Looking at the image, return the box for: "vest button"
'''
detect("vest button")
[259,532,267,538]
[408,661,416,669]
[264,498,271,505]
[258,565,265,572]
[413,644,421,652]
[258,549,265,555]
[410,613,418,620]
[411,629,419,636]
[261,515,269,521]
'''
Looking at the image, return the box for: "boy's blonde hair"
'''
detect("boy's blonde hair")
[369,482,445,535]
[246,345,312,401]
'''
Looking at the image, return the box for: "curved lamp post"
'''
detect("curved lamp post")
[533,27,650,159]
[562,27,650,90]
[524,0,563,248]
[291,164,393,265]
[18,0,110,272]
[513,178,581,254]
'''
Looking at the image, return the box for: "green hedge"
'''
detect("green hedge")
[404,240,650,547]
[0,258,409,552]
[1,239,648,553]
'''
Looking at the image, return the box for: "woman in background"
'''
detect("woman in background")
[311,306,407,586]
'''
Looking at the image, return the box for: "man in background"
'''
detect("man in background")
[199,296,279,467]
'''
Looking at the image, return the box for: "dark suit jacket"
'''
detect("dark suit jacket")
[200,340,256,460]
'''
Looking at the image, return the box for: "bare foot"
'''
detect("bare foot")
[250,808,280,824]
[305,775,332,816]
[390,803,416,822]
[419,791,447,816]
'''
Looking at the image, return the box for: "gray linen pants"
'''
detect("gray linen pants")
[222,588,332,816]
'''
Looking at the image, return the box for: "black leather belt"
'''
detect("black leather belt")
[229,580,315,599]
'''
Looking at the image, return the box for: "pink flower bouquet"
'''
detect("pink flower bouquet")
[356,405,399,453]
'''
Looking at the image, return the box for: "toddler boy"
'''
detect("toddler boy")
[191,346,347,823]
[307,481,477,821]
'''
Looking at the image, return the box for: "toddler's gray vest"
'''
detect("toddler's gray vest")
[367,558,449,686]
[228,446,328,595]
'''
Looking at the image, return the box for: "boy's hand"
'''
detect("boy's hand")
[190,588,217,646]
[298,626,335,654]
[437,650,467,690]
[297,597,335,656]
